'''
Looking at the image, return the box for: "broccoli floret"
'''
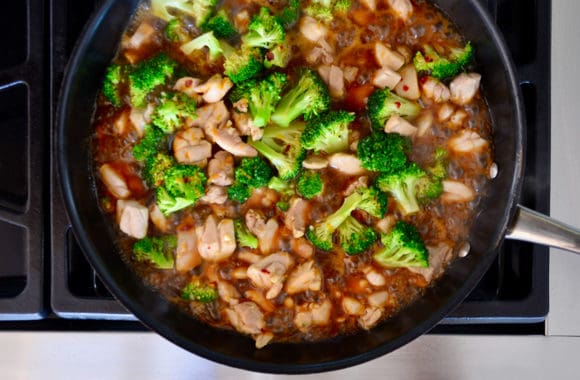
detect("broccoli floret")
[165,19,190,43]
[150,92,197,133]
[133,235,177,269]
[271,69,331,127]
[202,10,238,39]
[245,72,288,127]
[264,38,291,69]
[377,162,427,216]
[268,176,293,195]
[414,42,474,80]
[296,170,324,199]
[156,164,207,214]
[305,0,352,22]
[276,0,300,29]
[427,147,448,180]
[301,110,354,153]
[250,123,306,180]
[180,31,224,61]
[333,0,352,14]
[132,125,167,161]
[366,88,421,132]
[357,132,410,173]
[102,64,124,107]
[373,221,429,268]
[224,46,264,84]
[128,53,178,108]
[337,216,377,255]
[416,176,443,202]
[234,219,259,249]
[151,0,217,26]
[356,186,388,218]
[182,280,217,303]
[242,7,285,49]
[144,153,175,187]
[228,157,274,203]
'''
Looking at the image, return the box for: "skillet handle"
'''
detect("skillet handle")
[506,205,580,253]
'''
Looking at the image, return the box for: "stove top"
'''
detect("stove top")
[0,0,550,332]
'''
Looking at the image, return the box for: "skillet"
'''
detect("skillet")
[57,0,580,373]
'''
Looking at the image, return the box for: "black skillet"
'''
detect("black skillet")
[57,0,580,374]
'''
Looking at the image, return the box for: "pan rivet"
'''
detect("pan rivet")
[489,163,498,179]
[458,243,470,258]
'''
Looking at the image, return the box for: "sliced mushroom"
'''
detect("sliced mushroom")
[285,260,322,295]
[450,73,481,105]
[116,199,148,239]
[208,151,234,186]
[302,156,329,170]
[123,21,156,52]
[247,252,294,299]
[99,164,131,199]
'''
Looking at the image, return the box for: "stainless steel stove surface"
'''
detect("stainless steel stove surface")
[0,0,550,331]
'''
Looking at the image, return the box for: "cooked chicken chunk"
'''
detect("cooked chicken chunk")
[255,332,274,349]
[173,127,213,164]
[217,218,236,258]
[247,252,294,299]
[374,42,405,71]
[449,130,489,153]
[408,243,453,282]
[123,21,156,52]
[358,307,383,330]
[190,101,230,134]
[173,77,202,99]
[292,237,315,259]
[365,269,387,287]
[196,215,220,260]
[116,199,148,239]
[438,103,455,122]
[232,111,263,141]
[387,0,414,21]
[149,204,170,232]
[421,77,451,103]
[384,115,418,136]
[294,299,332,332]
[360,0,376,11]
[208,151,234,186]
[286,260,322,295]
[373,67,402,90]
[175,227,201,272]
[300,16,328,43]
[328,153,366,176]
[395,64,420,100]
[113,110,131,135]
[209,124,258,157]
[342,296,365,315]
[441,180,476,203]
[327,65,345,98]
[450,73,481,105]
[194,74,234,103]
[368,291,390,307]
[201,185,228,205]
[245,210,280,254]
[284,198,310,238]
[129,105,154,137]
[217,281,240,305]
[302,156,329,170]
[99,164,131,199]
[225,302,265,335]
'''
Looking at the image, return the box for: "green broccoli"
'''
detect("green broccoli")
[242,7,285,49]
[414,42,474,80]
[151,0,217,27]
[357,132,410,173]
[128,53,178,108]
[224,46,264,84]
[301,110,354,153]
[426,147,448,180]
[337,215,377,255]
[271,69,331,127]
[304,0,352,22]
[102,64,124,107]
[133,235,177,269]
[156,164,207,214]
[377,162,427,216]
[276,0,300,29]
[227,156,274,203]
[202,9,238,39]
[416,176,443,202]
[356,186,388,218]
[132,125,167,162]
[296,170,324,199]
[333,0,352,14]
[245,72,288,127]
[264,39,291,69]
[306,186,384,250]
[234,219,259,249]
[366,88,421,132]
[250,123,306,180]
[150,92,197,133]
[165,19,190,43]
[144,153,175,187]
[182,280,217,303]
[373,221,429,268]
[180,31,224,61]
[268,176,294,210]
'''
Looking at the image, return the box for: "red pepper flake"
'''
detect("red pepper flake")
[419,76,428,85]
[265,52,274,61]
[395,101,401,108]
[261,268,270,274]
[185,79,193,87]
[402,85,409,92]
[425,56,433,63]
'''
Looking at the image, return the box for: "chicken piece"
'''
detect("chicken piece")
[327,65,345,98]
[201,185,228,205]
[372,67,402,90]
[237,250,262,264]
[343,66,359,83]
[217,218,237,258]
[233,10,250,34]
[209,124,258,157]
[247,252,294,299]
[395,64,420,100]
[217,281,240,305]
[123,21,156,51]
[328,153,366,176]
[294,299,332,332]
[300,16,328,43]
[245,209,266,236]
[422,77,451,103]
[245,210,280,254]
[113,110,131,135]
[365,269,387,287]
[196,215,220,260]
[292,237,315,259]
[175,227,201,272]
[149,204,170,232]
[245,289,275,312]
[225,302,265,335]
[284,198,309,238]
[415,112,434,137]
[441,180,476,203]
[173,77,202,99]
[438,103,455,122]
[116,200,148,239]
[173,127,213,164]
[189,101,230,133]
[384,115,418,136]
[342,296,364,315]
[360,0,376,11]
[408,243,453,282]
[358,307,383,330]
[387,0,413,21]
[450,73,481,105]
[286,260,322,295]
[302,156,329,170]
[449,130,489,153]
[368,291,390,307]
[129,105,154,137]
[343,176,368,196]
[99,164,131,199]
[194,74,234,104]
[448,110,468,129]
[374,43,405,71]
[208,151,234,186]
[255,332,274,349]
[232,111,263,141]
[375,215,396,234]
